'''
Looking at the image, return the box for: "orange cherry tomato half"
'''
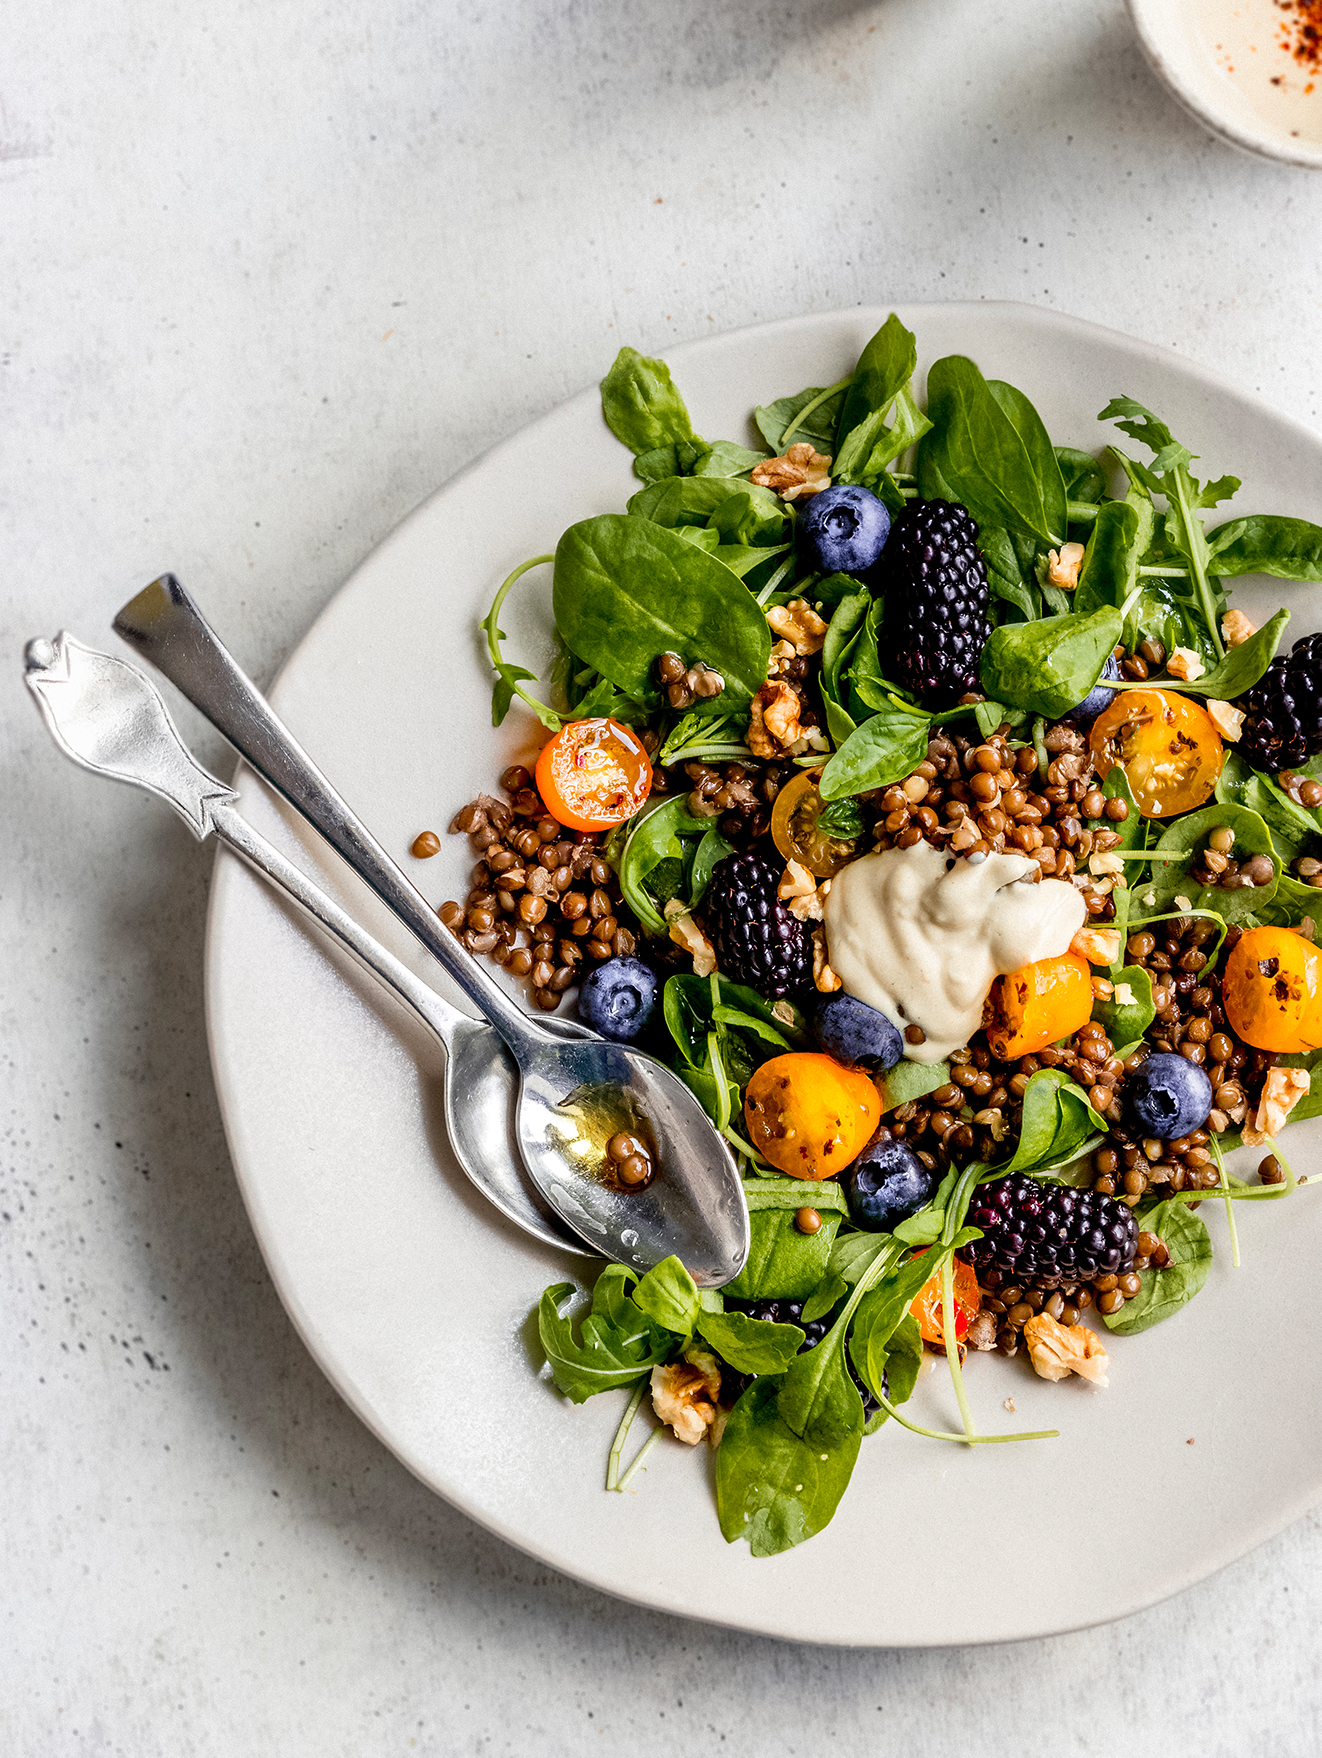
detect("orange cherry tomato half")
[534,718,653,832]
[983,952,1093,1061]
[909,1252,982,1347]
[1089,688,1223,818]
[1222,925,1322,1053]
[770,770,859,879]
[743,1052,882,1180]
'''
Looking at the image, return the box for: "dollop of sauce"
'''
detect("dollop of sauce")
[823,842,1087,1063]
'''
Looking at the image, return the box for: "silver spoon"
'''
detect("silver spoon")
[113,578,750,1287]
[25,630,596,1259]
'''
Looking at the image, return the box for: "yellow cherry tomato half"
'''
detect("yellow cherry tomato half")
[534,718,652,832]
[909,1251,982,1347]
[1089,688,1223,818]
[770,770,859,879]
[1222,925,1322,1053]
[743,1052,881,1180]
[983,952,1094,1061]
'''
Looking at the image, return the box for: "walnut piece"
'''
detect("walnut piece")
[1070,926,1121,965]
[1112,981,1136,1007]
[766,638,798,679]
[750,442,832,502]
[1207,698,1245,742]
[1222,608,1258,648]
[1242,1066,1311,1147]
[748,680,804,757]
[1045,541,1086,591]
[778,860,831,922]
[966,1311,999,1352]
[665,899,716,977]
[1023,1312,1110,1386]
[651,1349,722,1446]
[1167,646,1206,682]
[766,598,829,657]
[811,926,843,992]
[1088,851,1125,878]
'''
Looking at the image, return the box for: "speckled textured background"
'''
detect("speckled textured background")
[4,1,1322,1751]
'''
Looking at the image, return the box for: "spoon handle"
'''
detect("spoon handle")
[114,575,541,1057]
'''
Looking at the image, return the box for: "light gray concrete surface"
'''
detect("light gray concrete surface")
[5,1,1322,1751]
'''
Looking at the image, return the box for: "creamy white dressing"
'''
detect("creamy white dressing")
[822,841,1087,1063]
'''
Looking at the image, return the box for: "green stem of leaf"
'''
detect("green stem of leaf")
[483,553,562,728]
[1208,1134,1241,1270]
[605,1381,647,1491]
[873,1391,1058,1445]
[779,375,852,450]
[614,1422,663,1493]
[1168,476,1226,660]
[940,1255,978,1444]
[1138,564,1190,578]
[1066,500,1100,524]
[755,555,798,606]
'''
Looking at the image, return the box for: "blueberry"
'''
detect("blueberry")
[1126,1052,1213,1139]
[814,993,903,1073]
[1064,653,1121,725]
[577,957,658,1041]
[798,485,891,575]
[845,1136,937,1232]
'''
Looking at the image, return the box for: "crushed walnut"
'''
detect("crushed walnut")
[1112,981,1137,1008]
[1242,1066,1312,1147]
[750,442,832,502]
[1222,608,1258,649]
[778,860,832,922]
[1044,541,1086,591]
[1206,698,1245,742]
[766,638,799,680]
[1167,646,1206,682]
[748,680,804,757]
[665,899,716,977]
[811,926,843,992]
[1023,1312,1110,1386]
[766,598,829,656]
[651,1349,722,1446]
[1070,925,1121,965]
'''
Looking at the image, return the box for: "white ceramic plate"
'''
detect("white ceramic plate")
[206,303,1322,1646]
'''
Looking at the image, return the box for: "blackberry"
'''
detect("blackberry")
[702,851,812,998]
[726,1299,878,1420]
[1237,631,1322,772]
[961,1172,1137,1286]
[874,499,991,707]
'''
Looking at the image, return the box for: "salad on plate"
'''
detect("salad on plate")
[420,314,1322,1556]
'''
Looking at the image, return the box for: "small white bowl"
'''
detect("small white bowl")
[1127,0,1322,169]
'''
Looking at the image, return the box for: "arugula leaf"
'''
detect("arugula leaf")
[1206,515,1322,581]
[630,1255,700,1340]
[1142,803,1280,921]
[818,702,932,800]
[826,1231,892,1287]
[1100,396,1237,658]
[482,554,563,730]
[1102,1201,1213,1335]
[919,357,1067,546]
[695,1309,805,1374]
[716,1377,861,1556]
[553,514,772,707]
[537,1281,670,1404]
[800,1271,849,1324]
[980,603,1123,718]
[849,1250,946,1400]
[600,347,699,457]
[754,380,850,456]
[1129,609,1288,701]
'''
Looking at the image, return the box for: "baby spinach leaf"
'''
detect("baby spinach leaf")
[675,524,719,552]
[716,1376,861,1556]
[724,1179,848,1302]
[777,1318,864,1452]
[833,315,920,484]
[631,1255,700,1340]
[743,1178,850,1215]
[980,525,1041,622]
[880,1059,951,1112]
[689,826,734,906]
[631,437,708,484]
[537,1281,670,1403]
[693,440,768,478]
[711,542,791,580]
[849,1249,946,1400]
[754,380,849,456]
[1206,515,1322,581]
[919,357,1067,546]
[817,795,866,838]
[880,1311,923,1406]
[553,514,771,706]
[800,1271,849,1324]
[1144,803,1280,921]
[998,1069,1107,1176]
[1093,964,1156,1046]
[841,384,933,493]
[980,603,1122,718]
[1263,871,1322,932]
[1140,610,1288,701]
[1075,496,1153,619]
[827,1232,892,1286]
[628,474,762,530]
[818,702,932,800]
[618,797,712,935]
[600,346,698,457]
[695,1309,805,1374]
[1102,1201,1212,1335]
[1056,446,1106,505]
[822,591,871,695]
[706,484,791,547]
